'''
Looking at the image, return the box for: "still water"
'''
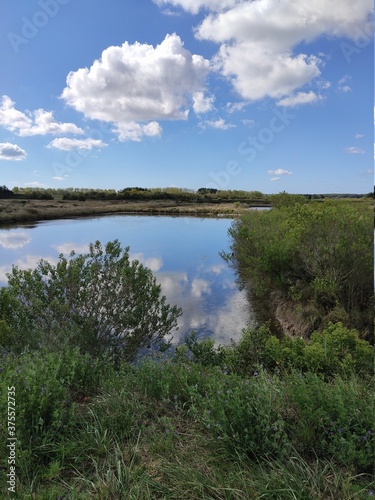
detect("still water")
[0,215,255,345]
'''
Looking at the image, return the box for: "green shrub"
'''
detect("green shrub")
[285,372,374,472]
[202,322,374,379]
[225,200,373,337]
[0,240,181,362]
[0,348,106,476]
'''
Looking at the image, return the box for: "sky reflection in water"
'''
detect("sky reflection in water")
[0,215,255,345]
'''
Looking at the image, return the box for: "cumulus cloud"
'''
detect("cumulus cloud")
[0,95,83,137]
[0,142,26,161]
[52,243,90,255]
[47,138,108,151]
[277,91,322,107]
[0,231,31,249]
[191,278,211,297]
[114,121,162,142]
[0,254,58,284]
[193,91,215,113]
[61,34,210,141]
[189,0,372,101]
[268,168,293,176]
[203,117,235,129]
[345,146,365,154]
[130,252,163,272]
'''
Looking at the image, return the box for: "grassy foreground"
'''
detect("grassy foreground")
[0,325,374,499]
[0,199,251,225]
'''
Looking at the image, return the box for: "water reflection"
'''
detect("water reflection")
[0,230,31,249]
[0,215,255,345]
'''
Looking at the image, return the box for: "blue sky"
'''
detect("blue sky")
[0,0,373,194]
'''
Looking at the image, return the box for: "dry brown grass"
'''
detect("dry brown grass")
[0,199,248,225]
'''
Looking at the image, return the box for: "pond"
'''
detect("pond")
[0,215,256,346]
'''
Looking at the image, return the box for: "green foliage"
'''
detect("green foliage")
[285,372,374,472]
[0,240,181,362]
[0,340,373,497]
[186,323,374,380]
[226,199,373,337]
[0,348,107,479]
[268,191,308,207]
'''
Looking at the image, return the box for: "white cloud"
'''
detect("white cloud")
[0,255,58,284]
[268,168,292,176]
[153,0,238,15]
[338,75,352,93]
[53,243,90,255]
[193,91,215,113]
[345,146,365,154]
[47,138,108,151]
[192,0,372,101]
[160,8,182,16]
[277,91,322,107]
[205,264,225,275]
[355,133,364,139]
[130,252,163,272]
[114,121,162,142]
[317,80,331,90]
[212,43,321,101]
[191,278,211,297]
[23,181,48,188]
[53,176,68,182]
[270,177,280,182]
[226,101,247,113]
[61,34,210,141]
[0,231,31,249]
[0,95,83,137]
[204,117,235,129]
[0,142,26,161]
[242,118,255,127]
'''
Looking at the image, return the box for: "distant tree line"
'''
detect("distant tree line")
[0,185,14,199]
[1,185,373,202]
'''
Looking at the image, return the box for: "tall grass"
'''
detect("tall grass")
[0,342,373,498]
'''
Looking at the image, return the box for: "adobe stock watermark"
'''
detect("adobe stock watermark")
[8,0,72,55]
[205,107,296,190]
[340,19,374,63]
[52,122,111,179]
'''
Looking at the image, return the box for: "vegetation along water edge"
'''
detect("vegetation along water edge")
[0,190,373,497]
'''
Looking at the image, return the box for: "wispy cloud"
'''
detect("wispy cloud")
[344,146,365,154]
[203,118,235,130]
[268,168,293,176]
[277,91,322,107]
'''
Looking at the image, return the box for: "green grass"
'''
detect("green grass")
[0,344,373,499]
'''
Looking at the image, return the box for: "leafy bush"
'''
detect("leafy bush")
[225,200,373,338]
[0,348,107,477]
[285,372,374,472]
[185,322,374,380]
[0,240,181,362]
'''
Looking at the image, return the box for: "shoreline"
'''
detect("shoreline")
[0,198,267,226]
